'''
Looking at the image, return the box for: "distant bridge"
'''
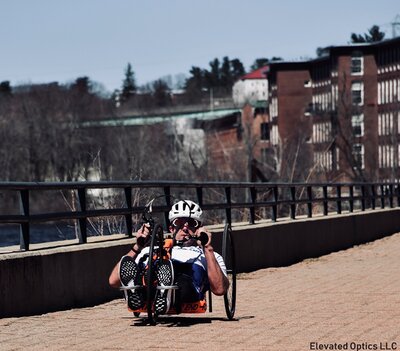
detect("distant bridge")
[81,107,240,128]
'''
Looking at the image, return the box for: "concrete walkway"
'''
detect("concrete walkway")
[1,233,400,351]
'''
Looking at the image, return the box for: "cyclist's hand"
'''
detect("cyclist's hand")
[136,223,151,248]
[195,227,211,247]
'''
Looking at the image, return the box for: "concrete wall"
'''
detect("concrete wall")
[0,239,131,318]
[232,209,400,272]
[1,209,399,318]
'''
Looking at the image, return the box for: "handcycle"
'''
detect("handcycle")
[120,197,237,325]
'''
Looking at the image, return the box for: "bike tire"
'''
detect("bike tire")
[146,223,164,325]
[222,222,236,320]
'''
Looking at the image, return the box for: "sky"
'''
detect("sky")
[0,0,399,94]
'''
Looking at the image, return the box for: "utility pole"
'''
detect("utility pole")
[391,14,400,38]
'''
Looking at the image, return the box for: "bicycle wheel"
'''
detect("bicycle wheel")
[146,223,164,325]
[222,222,236,320]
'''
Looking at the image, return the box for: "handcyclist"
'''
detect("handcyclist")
[108,200,229,315]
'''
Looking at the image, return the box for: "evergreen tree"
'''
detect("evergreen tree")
[351,25,385,43]
[184,56,245,99]
[184,66,205,102]
[220,56,232,87]
[230,59,245,79]
[207,58,221,87]
[152,79,171,107]
[121,63,137,103]
[0,81,12,96]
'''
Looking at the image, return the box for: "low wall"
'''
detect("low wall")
[1,209,399,318]
[232,208,400,272]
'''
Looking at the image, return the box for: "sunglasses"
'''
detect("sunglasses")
[172,217,201,229]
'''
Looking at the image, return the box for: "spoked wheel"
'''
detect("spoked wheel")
[146,223,164,325]
[222,222,236,320]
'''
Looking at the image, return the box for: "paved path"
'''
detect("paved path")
[2,233,400,351]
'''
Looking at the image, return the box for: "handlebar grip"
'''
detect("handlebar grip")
[136,236,146,247]
[198,231,209,246]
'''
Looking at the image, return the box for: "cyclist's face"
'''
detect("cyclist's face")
[171,217,200,240]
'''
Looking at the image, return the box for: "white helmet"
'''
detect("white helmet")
[168,200,203,221]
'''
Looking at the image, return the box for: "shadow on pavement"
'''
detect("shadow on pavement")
[129,315,254,327]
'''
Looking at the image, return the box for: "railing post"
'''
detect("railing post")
[164,186,171,226]
[225,187,232,226]
[323,185,328,215]
[396,183,400,207]
[361,185,366,211]
[196,187,203,208]
[307,186,312,218]
[336,185,342,214]
[272,186,278,222]
[77,188,87,244]
[349,185,354,213]
[290,186,296,219]
[124,187,133,237]
[249,187,256,224]
[371,185,376,210]
[19,189,30,251]
[380,184,385,209]
[389,184,394,208]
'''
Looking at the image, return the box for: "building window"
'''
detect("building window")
[398,79,400,102]
[378,113,394,136]
[379,145,395,168]
[312,122,331,143]
[331,84,338,109]
[351,114,364,137]
[378,81,382,105]
[352,143,365,169]
[314,151,333,171]
[398,112,400,134]
[351,51,364,75]
[351,81,363,105]
[271,125,279,145]
[399,144,400,166]
[260,122,270,141]
[313,148,339,171]
[270,97,278,118]
[385,81,389,103]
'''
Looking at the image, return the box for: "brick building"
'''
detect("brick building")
[201,102,271,181]
[211,37,400,183]
[305,36,400,182]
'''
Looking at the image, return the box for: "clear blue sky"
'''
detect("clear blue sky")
[0,0,399,93]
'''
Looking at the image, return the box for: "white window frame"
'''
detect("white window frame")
[379,144,396,168]
[351,81,364,105]
[271,124,279,146]
[378,81,382,105]
[351,51,364,75]
[352,143,365,169]
[351,114,364,137]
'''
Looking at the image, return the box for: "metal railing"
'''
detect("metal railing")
[0,181,399,251]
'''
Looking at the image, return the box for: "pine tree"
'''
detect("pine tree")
[0,81,12,96]
[351,25,385,43]
[121,63,137,103]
